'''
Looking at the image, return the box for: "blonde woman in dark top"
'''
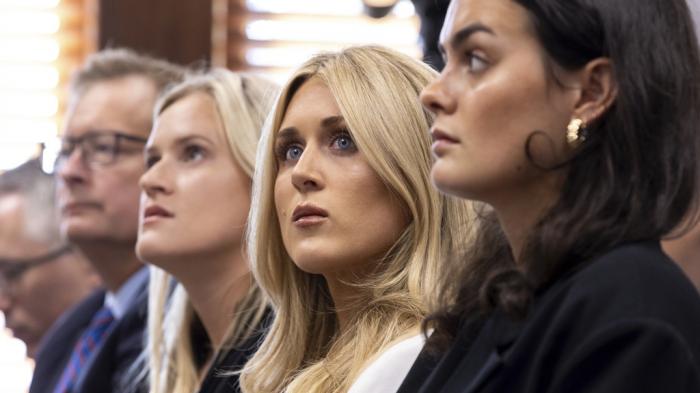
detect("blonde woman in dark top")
[135,69,276,393]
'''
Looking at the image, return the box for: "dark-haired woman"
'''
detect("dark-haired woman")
[399,0,700,392]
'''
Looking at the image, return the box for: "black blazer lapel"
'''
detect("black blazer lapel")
[460,351,502,393]
[443,311,524,393]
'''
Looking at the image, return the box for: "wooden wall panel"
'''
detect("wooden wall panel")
[98,0,213,66]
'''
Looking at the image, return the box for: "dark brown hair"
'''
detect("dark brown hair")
[427,0,700,349]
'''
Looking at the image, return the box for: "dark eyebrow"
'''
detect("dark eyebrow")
[439,22,496,55]
[276,126,300,141]
[320,116,345,129]
[277,116,345,138]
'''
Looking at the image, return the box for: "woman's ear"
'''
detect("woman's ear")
[573,58,618,123]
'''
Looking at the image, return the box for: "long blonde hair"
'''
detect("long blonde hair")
[240,45,475,393]
[144,69,277,393]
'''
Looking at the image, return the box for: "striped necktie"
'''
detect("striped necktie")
[53,306,115,393]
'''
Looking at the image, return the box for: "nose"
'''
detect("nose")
[420,73,456,115]
[290,146,324,193]
[56,148,89,187]
[140,158,173,198]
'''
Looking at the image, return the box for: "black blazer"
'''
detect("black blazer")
[29,273,149,393]
[196,309,272,393]
[399,242,700,393]
[29,289,105,393]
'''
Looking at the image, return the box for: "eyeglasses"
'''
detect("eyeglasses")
[54,130,148,170]
[0,244,73,295]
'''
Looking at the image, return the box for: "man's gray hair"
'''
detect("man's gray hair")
[0,159,61,245]
[69,48,186,96]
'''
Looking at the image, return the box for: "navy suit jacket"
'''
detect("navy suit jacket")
[30,289,105,393]
[29,272,148,393]
[398,242,700,393]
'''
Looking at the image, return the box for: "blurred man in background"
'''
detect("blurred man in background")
[29,49,185,393]
[0,159,100,358]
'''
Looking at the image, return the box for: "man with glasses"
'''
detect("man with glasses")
[0,159,100,359]
[29,49,185,393]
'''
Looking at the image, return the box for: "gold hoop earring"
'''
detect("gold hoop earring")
[566,118,586,148]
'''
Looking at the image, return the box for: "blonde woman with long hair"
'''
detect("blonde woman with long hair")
[240,45,474,393]
[135,69,276,393]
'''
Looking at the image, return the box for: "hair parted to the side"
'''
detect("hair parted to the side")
[427,0,700,349]
[142,69,277,393]
[240,45,476,393]
[69,48,186,98]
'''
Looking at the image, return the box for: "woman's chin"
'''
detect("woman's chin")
[431,164,468,198]
[136,240,172,267]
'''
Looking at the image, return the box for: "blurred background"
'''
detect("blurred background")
[0,0,424,174]
[2,0,700,391]
[0,0,427,390]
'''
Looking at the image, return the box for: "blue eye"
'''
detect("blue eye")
[334,136,353,150]
[285,145,303,161]
[332,133,356,152]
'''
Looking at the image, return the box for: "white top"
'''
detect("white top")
[348,334,425,393]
